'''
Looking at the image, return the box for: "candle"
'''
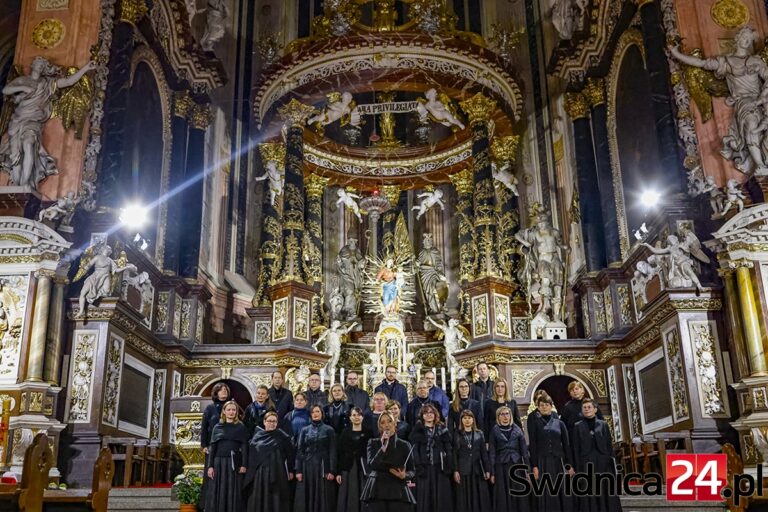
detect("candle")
[451,367,456,391]
[441,367,446,391]
[330,369,335,387]
[363,367,368,392]
[340,368,345,385]
[320,368,325,391]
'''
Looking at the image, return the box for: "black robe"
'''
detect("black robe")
[204,422,248,512]
[336,428,370,512]
[304,387,329,407]
[572,417,623,512]
[560,398,604,433]
[483,399,522,437]
[410,423,454,512]
[488,424,531,512]
[244,427,294,512]
[201,398,225,450]
[294,420,337,512]
[363,410,384,437]
[345,386,371,412]
[361,436,416,506]
[243,400,276,437]
[528,414,573,512]
[269,386,294,420]
[395,420,411,441]
[405,396,442,426]
[324,400,351,434]
[452,430,491,512]
[446,398,484,435]
[470,378,494,409]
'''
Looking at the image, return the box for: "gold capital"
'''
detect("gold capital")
[278,99,317,127]
[491,135,521,164]
[305,174,329,199]
[174,91,194,119]
[189,103,213,130]
[582,78,606,107]
[259,142,286,164]
[564,92,590,120]
[119,0,149,25]
[460,93,497,125]
[381,185,401,206]
[450,169,474,195]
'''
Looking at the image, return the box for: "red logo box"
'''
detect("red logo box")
[666,454,726,501]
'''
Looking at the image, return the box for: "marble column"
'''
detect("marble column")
[27,272,53,382]
[583,78,622,265]
[304,174,328,324]
[44,277,68,384]
[565,91,607,272]
[734,261,768,376]
[253,143,286,306]
[450,169,475,323]
[718,268,750,380]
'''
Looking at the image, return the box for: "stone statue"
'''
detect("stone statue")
[412,189,445,220]
[200,0,229,52]
[700,175,725,218]
[313,320,357,381]
[515,211,567,323]
[631,257,663,313]
[336,188,363,221]
[641,228,709,292]
[254,159,284,206]
[426,317,469,373]
[74,244,137,314]
[720,178,746,216]
[417,89,465,131]
[38,191,79,226]
[336,237,365,320]
[327,285,344,322]
[417,233,448,315]
[0,58,97,190]
[669,27,768,175]
[551,0,587,40]
[308,92,359,128]
[492,161,520,196]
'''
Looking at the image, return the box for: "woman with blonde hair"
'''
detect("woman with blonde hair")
[482,378,522,437]
[204,400,248,511]
[363,391,389,436]
[385,400,411,440]
[324,383,351,434]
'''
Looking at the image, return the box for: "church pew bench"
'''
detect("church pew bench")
[42,445,114,512]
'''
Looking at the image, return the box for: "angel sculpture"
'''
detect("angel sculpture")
[38,191,79,226]
[336,188,363,222]
[313,320,357,382]
[200,0,229,52]
[74,243,137,314]
[492,161,520,196]
[700,175,725,217]
[412,188,445,220]
[720,178,746,216]
[416,89,465,131]
[308,92,359,131]
[427,317,470,373]
[0,57,97,190]
[631,257,663,313]
[642,228,709,292]
[254,160,284,206]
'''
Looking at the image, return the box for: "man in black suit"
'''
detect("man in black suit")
[267,371,293,420]
[304,372,328,407]
[345,371,370,412]
[470,361,494,408]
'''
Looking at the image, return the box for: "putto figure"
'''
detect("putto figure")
[74,244,137,314]
[336,188,363,222]
[308,91,359,129]
[313,320,357,382]
[492,161,520,196]
[417,88,465,131]
[720,178,746,217]
[38,191,80,226]
[412,188,445,220]
[254,159,284,206]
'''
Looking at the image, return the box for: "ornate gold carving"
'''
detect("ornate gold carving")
[582,297,591,338]
[412,347,447,369]
[173,91,194,118]
[278,99,317,127]
[450,169,473,195]
[606,367,623,442]
[490,135,520,164]
[119,0,148,25]
[689,321,727,416]
[155,291,169,332]
[67,331,96,422]
[616,284,633,325]
[564,92,590,120]
[710,0,750,29]
[460,93,497,125]
[338,348,372,369]
[593,292,607,333]
[305,174,329,199]
[624,364,642,437]
[753,387,767,409]
[510,369,540,397]
[293,297,310,341]
[189,103,213,130]
[471,294,490,337]
[151,370,165,440]
[580,369,607,397]
[603,288,614,333]
[582,77,606,107]
[183,374,209,396]
[259,142,286,165]
[272,297,288,341]
[32,18,65,49]
[38,0,69,9]
[494,294,511,337]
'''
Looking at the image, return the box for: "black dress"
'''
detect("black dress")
[410,423,454,512]
[324,400,351,434]
[528,413,574,512]
[244,427,294,512]
[204,422,248,512]
[395,420,411,441]
[446,398,484,435]
[361,436,416,512]
[488,424,531,512]
[572,417,623,512]
[200,398,225,506]
[336,428,369,512]
[294,420,338,512]
[452,430,491,512]
[269,386,294,420]
[483,399,522,437]
[362,410,383,437]
[561,398,604,433]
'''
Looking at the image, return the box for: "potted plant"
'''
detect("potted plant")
[172,473,203,512]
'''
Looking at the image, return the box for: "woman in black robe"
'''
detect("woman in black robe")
[452,410,491,512]
[244,384,276,437]
[488,406,531,512]
[244,411,294,512]
[447,378,483,435]
[294,404,338,512]
[204,400,248,512]
[410,403,454,512]
[528,394,574,512]
[385,401,410,440]
[336,407,369,512]
[201,382,230,507]
[482,378,522,438]
[324,384,351,434]
[360,412,416,512]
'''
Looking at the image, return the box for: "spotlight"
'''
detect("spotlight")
[119,203,149,229]
[640,190,661,208]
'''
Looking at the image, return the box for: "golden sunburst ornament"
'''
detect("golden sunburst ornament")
[32,18,66,49]
[710,0,750,29]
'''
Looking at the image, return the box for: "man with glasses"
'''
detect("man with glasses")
[406,380,443,425]
[423,370,450,419]
[268,371,293,419]
[344,371,370,412]
[304,373,328,407]
[374,365,408,414]
[470,361,494,408]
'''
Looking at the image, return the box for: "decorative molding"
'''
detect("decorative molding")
[155,291,169,333]
[272,297,288,341]
[663,326,690,423]
[607,366,623,442]
[471,294,490,338]
[183,374,209,396]
[510,369,540,398]
[0,274,30,383]
[710,0,750,29]
[32,18,66,49]
[623,363,641,438]
[101,334,125,427]
[293,297,310,341]
[151,369,166,441]
[603,288,614,333]
[67,330,98,423]
[688,320,729,417]
[172,370,181,398]
[580,369,607,397]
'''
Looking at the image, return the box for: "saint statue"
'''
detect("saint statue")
[416,233,448,315]
[551,0,587,40]
[376,258,400,315]
[74,244,137,314]
[0,57,96,190]
[200,0,229,52]
[417,89,465,131]
[336,237,365,320]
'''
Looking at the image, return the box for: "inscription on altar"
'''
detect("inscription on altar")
[355,101,420,115]
[37,0,69,10]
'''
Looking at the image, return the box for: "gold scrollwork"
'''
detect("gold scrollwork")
[710,0,750,29]
[32,18,65,49]
[460,93,497,125]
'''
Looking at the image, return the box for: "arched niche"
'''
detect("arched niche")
[200,378,256,411]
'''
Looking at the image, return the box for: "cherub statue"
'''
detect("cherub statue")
[38,191,79,226]
[720,178,746,216]
[700,175,724,217]
[254,160,284,206]
[313,320,357,381]
[642,229,709,292]
[427,317,470,372]
[309,92,359,129]
[416,89,465,131]
[336,188,363,222]
[412,188,445,220]
[492,161,520,196]
[74,244,137,314]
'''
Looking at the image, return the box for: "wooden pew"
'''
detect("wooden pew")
[723,442,768,512]
[43,446,114,512]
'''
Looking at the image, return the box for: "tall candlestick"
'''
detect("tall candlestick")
[363,367,368,392]
[330,369,335,387]
[451,367,456,392]
[441,367,446,391]
[340,368,345,385]
[320,368,326,391]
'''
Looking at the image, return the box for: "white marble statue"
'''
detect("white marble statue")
[669,27,768,175]
[700,175,725,217]
[38,191,79,226]
[75,245,137,314]
[631,256,663,313]
[336,188,363,221]
[427,317,469,373]
[720,178,746,216]
[0,58,97,190]
[492,161,520,196]
[417,89,465,131]
[254,160,284,206]
[313,320,357,382]
[416,233,448,315]
[641,228,709,292]
[412,189,445,220]
[328,285,344,322]
[551,0,588,40]
[200,0,229,52]
[335,238,365,320]
[308,92,359,127]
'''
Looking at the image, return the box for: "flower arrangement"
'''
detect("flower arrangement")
[172,473,203,505]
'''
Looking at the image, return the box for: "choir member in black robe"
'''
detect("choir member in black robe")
[528,395,574,512]
[452,410,491,512]
[525,390,559,433]
[561,381,604,435]
[269,371,294,420]
[363,392,388,437]
[361,412,416,512]
[200,382,229,506]
[324,384,351,434]
[489,406,531,512]
[281,392,311,442]
[244,384,276,437]
[336,407,369,512]
[406,380,442,426]
[447,378,483,435]
[244,411,295,512]
[572,399,623,512]
[469,362,494,409]
[385,401,411,440]
[204,400,248,512]
[294,405,338,512]
[410,403,454,512]
[344,372,370,413]
[482,378,522,438]
[304,373,329,407]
